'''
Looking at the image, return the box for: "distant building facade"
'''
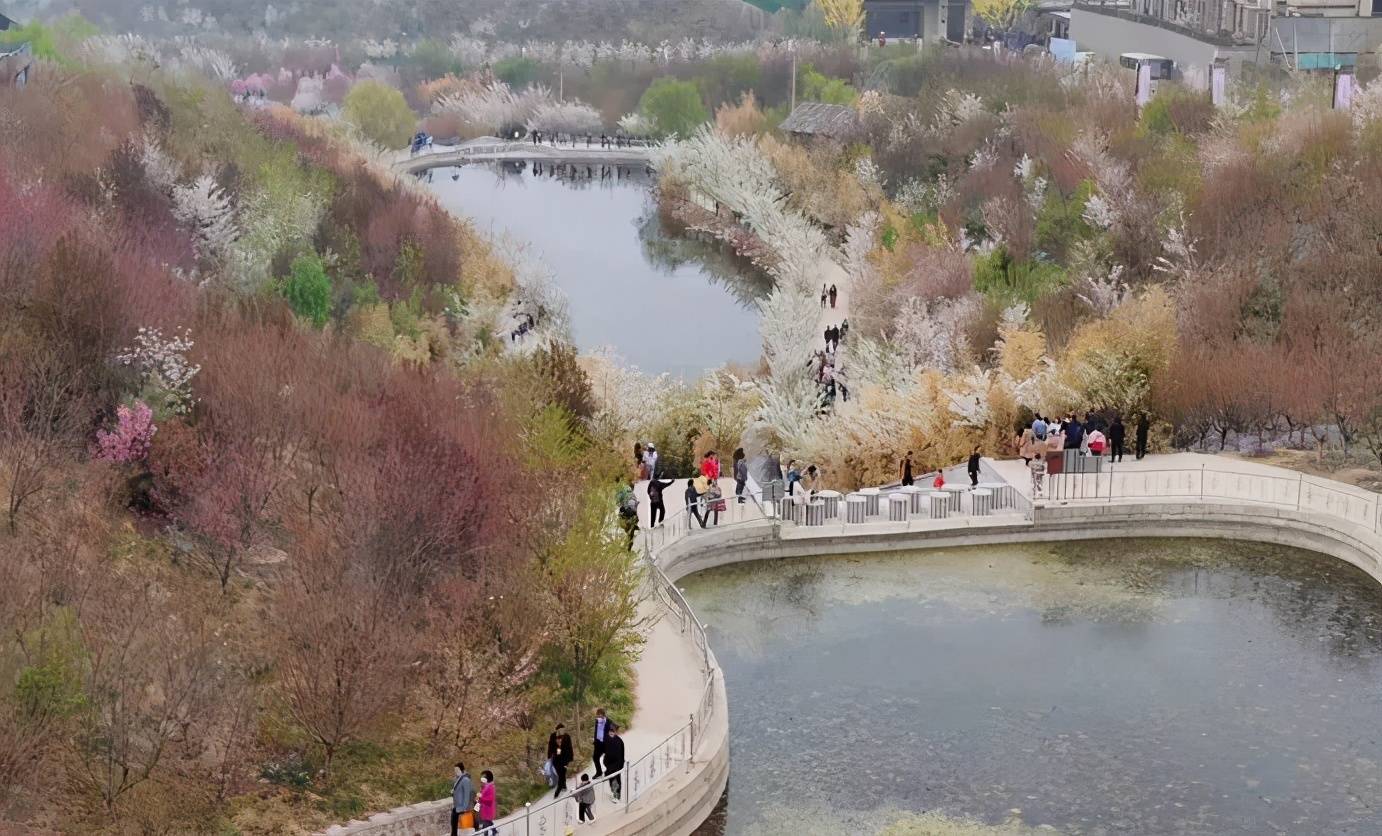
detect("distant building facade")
[865,0,970,42]
[1072,0,1382,79]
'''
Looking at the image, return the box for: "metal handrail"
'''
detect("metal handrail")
[1050,464,1382,533]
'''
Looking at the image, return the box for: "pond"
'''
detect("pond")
[420,161,771,377]
[682,539,1382,835]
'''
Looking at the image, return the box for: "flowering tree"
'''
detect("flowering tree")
[524,100,603,135]
[171,175,239,262]
[94,401,157,464]
[116,327,201,418]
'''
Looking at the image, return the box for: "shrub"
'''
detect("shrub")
[279,253,334,328]
[493,56,540,88]
[798,63,857,105]
[342,80,417,149]
[972,245,1067,304]
[638,77,708,138]
[1140,86,1215,137]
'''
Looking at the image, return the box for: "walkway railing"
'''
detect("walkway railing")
[641,488,776,555]
[1049,464,1382,533]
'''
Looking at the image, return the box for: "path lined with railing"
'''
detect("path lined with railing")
[328,452,1382,835]
[393,136,656,174]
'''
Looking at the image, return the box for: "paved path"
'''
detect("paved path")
[393,137,654,174]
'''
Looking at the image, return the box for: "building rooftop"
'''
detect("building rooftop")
[779,102,861,139]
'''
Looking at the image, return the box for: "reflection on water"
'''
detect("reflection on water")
[421,161,771,376]
[682,539,1382,835]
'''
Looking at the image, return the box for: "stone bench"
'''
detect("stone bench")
[930,492,950,519]
[818,489,842,520]
[846,494,868,524]
[888,493,910,522]
[971,488,994,516]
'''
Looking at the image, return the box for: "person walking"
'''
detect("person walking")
[643,443,658,479]
[1087,428,1106,457]
[785,460,802,496]
[592,708,610,777]
[828,284,838,308]
[576,773,596,823]
[733,448,748,504]
[476,771,497,835]
[604,725,626,801]
[801,464,821,496]
[633,442,644,479]
[967,446,982,487]
[685,478,706,528]
[450,763,475,836]
[1029,454,1047,497]
[1018,428,1038,464]
[1032,413,1048,441]
[821,284,828,308]
[1109,415,1126,463]
[647,475,673,527]
[1063,415,1084,450]
[547,724,574,798]
[1135,413,1150,459]
[900,451,915,486]
[696,473,723,525]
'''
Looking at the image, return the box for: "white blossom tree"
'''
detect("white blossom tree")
[525,101,603,135]
[172,175,239,262]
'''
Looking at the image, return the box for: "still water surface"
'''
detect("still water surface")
[422,161,769,376]
[683,539,1382,835]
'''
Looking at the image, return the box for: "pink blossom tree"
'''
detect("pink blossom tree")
[94,401,157,464]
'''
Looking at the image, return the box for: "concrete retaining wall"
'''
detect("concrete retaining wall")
[659,501,1382,589]
[325,484,1382,836]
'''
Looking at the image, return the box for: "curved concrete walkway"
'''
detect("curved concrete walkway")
[325,452,1382,835]
[393,137,654,175]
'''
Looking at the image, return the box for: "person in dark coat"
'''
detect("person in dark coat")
[732,448,748,504]
[900,451,915,487]
[1135,413,1150,459]
[1109,416,1126,463]
[647,476,673,527]
[967,446,982,487]
[592,708,611,777]
[603,724,627,801]
[828,284,838,308]
[685,479,706,528]
[1064,415,1084,450]
[547,724,574,797]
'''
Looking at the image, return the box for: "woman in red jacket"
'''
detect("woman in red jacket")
[476,770,496,834]
[700,450,720,480]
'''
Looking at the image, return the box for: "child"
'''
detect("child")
[933,471,945,489]
[1030,454,1047,497]
[576,773,596,823]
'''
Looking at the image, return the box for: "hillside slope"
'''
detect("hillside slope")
[15,0,775,41]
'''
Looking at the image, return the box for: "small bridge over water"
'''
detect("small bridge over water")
[393,136,656,174]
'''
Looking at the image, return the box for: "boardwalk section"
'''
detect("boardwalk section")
[393,137,655,174]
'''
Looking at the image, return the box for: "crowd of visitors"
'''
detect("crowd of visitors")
[1017,411,1151,496]
[448,708,625,834]
[812,319,850,408]
[527,129,650,149]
